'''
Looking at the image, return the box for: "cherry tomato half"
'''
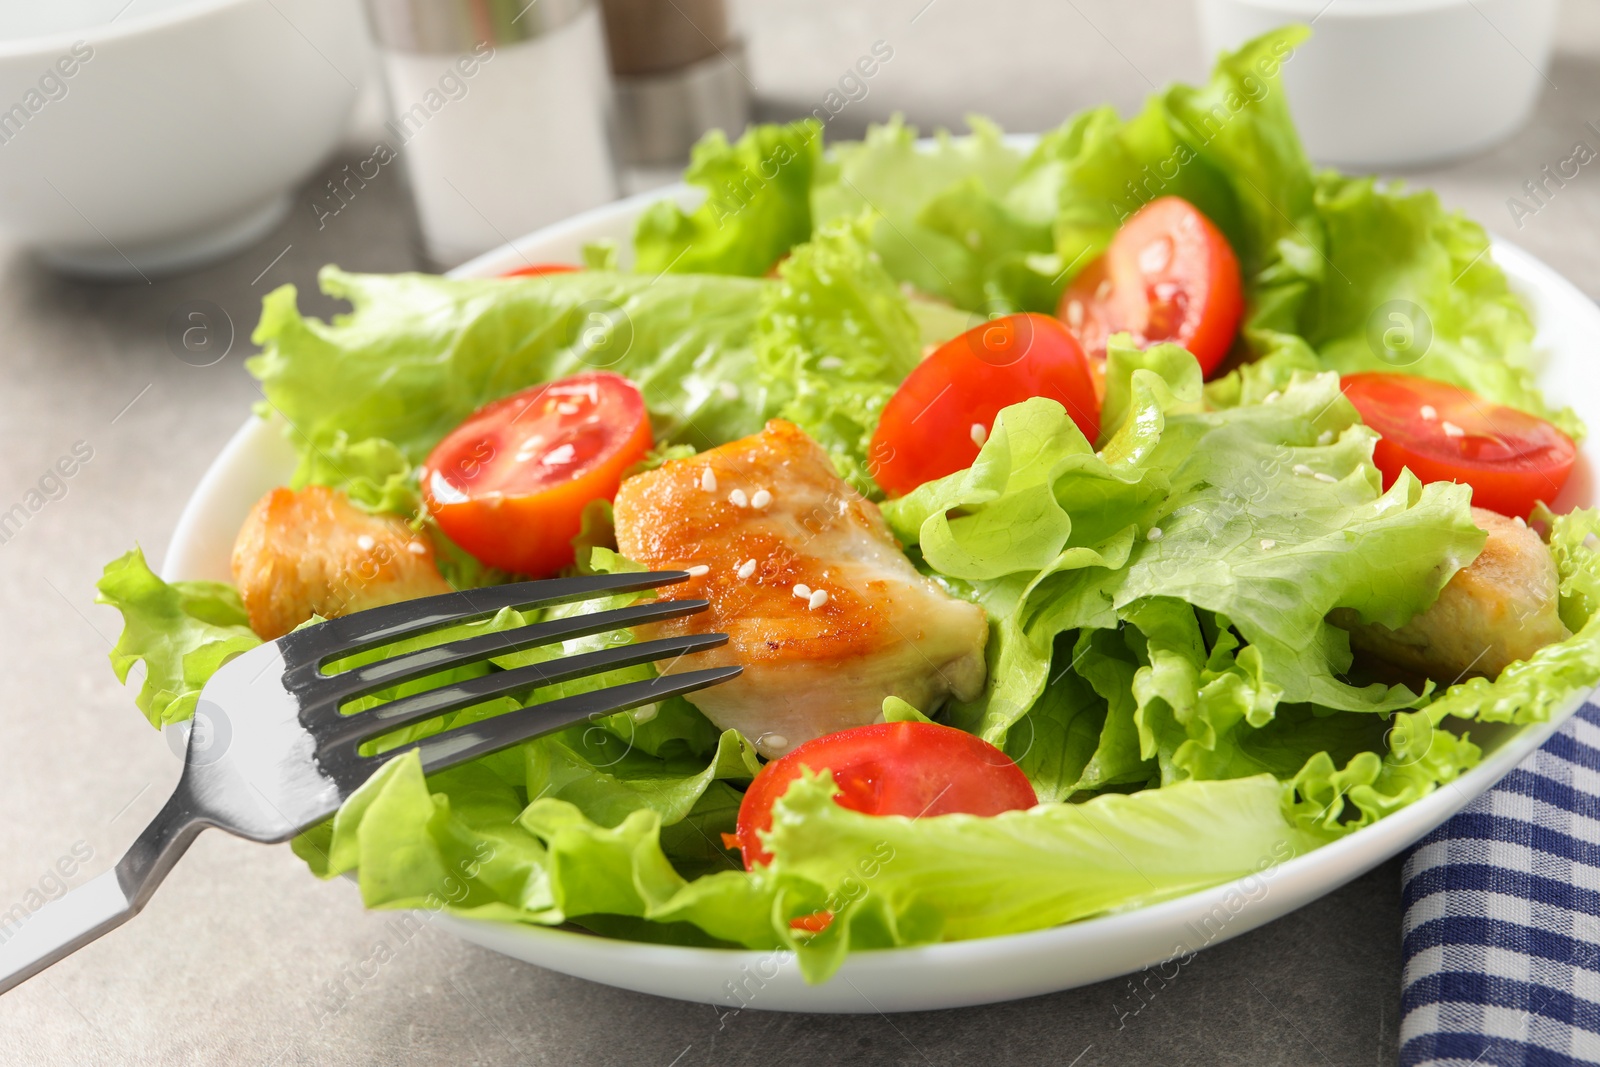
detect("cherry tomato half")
[1058,196,1243,376]
[733,721,1038,870]
[502,263,582,278]
[421,372,653,575]
[869,312,1100,497]
[1340,372,1576,519]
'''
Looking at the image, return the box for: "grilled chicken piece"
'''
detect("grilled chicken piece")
[613,420,989,757]
[232,485,451,640]
[1334,507,1570,681]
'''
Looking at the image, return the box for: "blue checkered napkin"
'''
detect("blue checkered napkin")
[1401,700,1600,1066]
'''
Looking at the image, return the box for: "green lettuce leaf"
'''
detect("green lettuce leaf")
[760,770,1329,981]
[292,748,780,950]
[1016,25,1579,435]
[1286,173,1577,436]
[252,228,929,502]
[290,431,420,516]
[249,267,773,464]
[755,215,923,492]
[95,548,261,727]
[812,116,1053,312]
[882,353,1491,804]
[632,120,822,277]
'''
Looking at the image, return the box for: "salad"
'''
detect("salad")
[96,27,1600,984]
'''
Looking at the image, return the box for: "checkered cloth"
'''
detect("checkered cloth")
[1402,699,1600,1066]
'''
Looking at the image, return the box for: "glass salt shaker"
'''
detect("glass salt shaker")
[362,0,619,268]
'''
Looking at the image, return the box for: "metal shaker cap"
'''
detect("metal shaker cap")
[363,0,592,54]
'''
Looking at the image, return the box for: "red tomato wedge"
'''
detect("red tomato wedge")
[1058,196,1243,376]
[501,263,582,278]
[733,721,1038,870]
[1340,372,1576,519]
[789,912,834,933]
[868,312,1099,497]
[421,372,653,575]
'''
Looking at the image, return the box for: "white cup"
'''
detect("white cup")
[0,0,370,278]
[1197,0,1559,169]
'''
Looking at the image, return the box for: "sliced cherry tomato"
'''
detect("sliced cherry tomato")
[733,721,1038,870]
[1340,372,1576,519]
[501,263,582,278]
[421,372,653,575]
[868,312,1099,497]
[1058,196,1243,376]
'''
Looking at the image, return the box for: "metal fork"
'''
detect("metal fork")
[0,570,737,995]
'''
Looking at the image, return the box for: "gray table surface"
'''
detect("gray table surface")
[1,1,1597,1063]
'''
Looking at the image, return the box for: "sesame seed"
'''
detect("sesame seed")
[406,541,427,556]
[750,488,772,509]
[1441,421,1465,438]
[1260,538,1277,550]
[818,356,843,371]
[1514,516,1528,528]
[737,559,757,579]
[1263,390,1281,404]
[793,584,811,598]
[1065,300,1084,329]
[970,423,987,447]
[758,734,789,755]
[729,488,749,507]
[808,589,829,609]
[718,381,740,400]
[1293,464,1315,477]
[556,401,580,415]
[1420,404,1438,420]
[630,704,658,723]
[1095,279,1112,302]
[700,468,718,492]
[686,564,709,577]
[1146,527,1164,542]
[1316,430,1334,446]
[1314,472,1338,484]
[356,534,376,551]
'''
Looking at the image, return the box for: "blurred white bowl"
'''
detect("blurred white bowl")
[0,0,369,278]
[1198,0,1558,169]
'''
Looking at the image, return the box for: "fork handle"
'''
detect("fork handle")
[0,786,208,995]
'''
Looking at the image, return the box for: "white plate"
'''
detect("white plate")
[162,189,1600,1013]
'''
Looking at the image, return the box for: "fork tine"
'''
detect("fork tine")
[364,666,744,781]
[315,632,732,751]
[282,572,690,666]
[306,598,712,707]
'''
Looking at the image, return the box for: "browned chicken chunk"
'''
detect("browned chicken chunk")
[232,485,451,639]
[613,420,990,756]
[1335,507,1570,680]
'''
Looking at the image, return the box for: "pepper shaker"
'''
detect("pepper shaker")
[598,0,749,169]
[363,0,620,267]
